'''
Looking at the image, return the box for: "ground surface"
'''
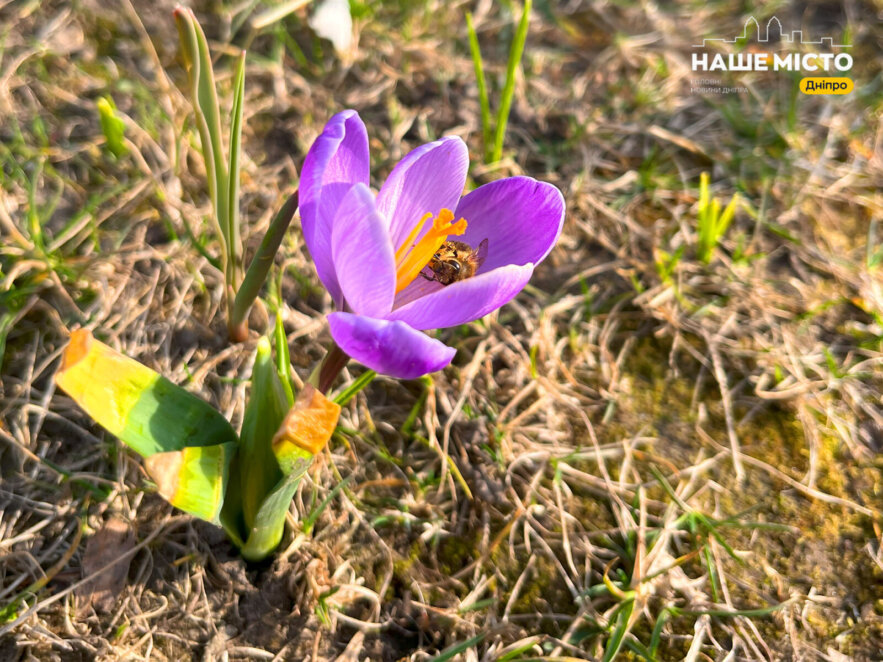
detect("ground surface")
[1,0,882,660]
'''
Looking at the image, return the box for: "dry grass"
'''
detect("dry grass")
[1,0,882,660]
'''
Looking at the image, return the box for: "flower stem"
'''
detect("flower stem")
[309,342,350,395]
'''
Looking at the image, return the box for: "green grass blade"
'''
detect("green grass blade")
[678,602,789,618]
[698,172,710,223]
[332,369,376,406]
[717,192,740,238]
[703,542,721,602]
[0,312,15,370]
[602,599,635,662]
[465,12,492,160]
[401,374,430,436]
[302,476,351,534]
[649,607,673,657]
[429,633,485,662]
[27,158,45,252]
[491,0,532,163]
[623,637,655,660]
[495,639,541,661]
[696,174,711,261]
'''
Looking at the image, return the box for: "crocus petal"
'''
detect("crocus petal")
[331,184,395,317]
[393,272,444,309]
[377,137,469,251]
[388,263,534,330]
[300,110,369,306]
[328,312,456,379]
[455,177,565,274]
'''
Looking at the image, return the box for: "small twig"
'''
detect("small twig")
[703,318,745,483]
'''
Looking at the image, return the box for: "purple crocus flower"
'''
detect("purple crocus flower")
[299,110,565,380]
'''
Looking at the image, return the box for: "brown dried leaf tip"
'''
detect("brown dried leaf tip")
[76,517,135,614]
[272,384,341,458]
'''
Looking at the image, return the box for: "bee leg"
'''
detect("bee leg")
[419,268,437,282]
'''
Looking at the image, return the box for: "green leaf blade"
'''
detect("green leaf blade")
[239,337,289,531]
[492,0,532,163]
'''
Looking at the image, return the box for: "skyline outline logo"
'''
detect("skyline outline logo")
[692,15,852,50]
[690,14,854,78]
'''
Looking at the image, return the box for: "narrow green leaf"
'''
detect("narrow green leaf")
[303,476,351,534]
[602,599,635,662]
[717,192,740,237]
[239,337,289,531]
[332,369,376,406]
[174,7,229,256]
[649,607,672,657]
[491,0,532,163]
[274,313,295,406]
[465,12,492,160]
[190,13,229,236]
[494,638,541,661]
[698,172,710,224]
[231,190,299,333]
[429,633,485,662]
[226,50,246,290]
[701,514,743,564]
[240,451,312,561]
[623,637,655,660]
[677,602,789,618]
[27,158,45,251]
[401,374,430,436]
[703,543,721,602]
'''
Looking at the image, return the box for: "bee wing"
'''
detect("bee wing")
[476,238,489,267]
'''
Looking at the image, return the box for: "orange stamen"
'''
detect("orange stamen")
[394,208,467,293]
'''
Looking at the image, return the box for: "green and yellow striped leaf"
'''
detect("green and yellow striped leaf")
[144,442,237,524]
[56,329,237,458]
